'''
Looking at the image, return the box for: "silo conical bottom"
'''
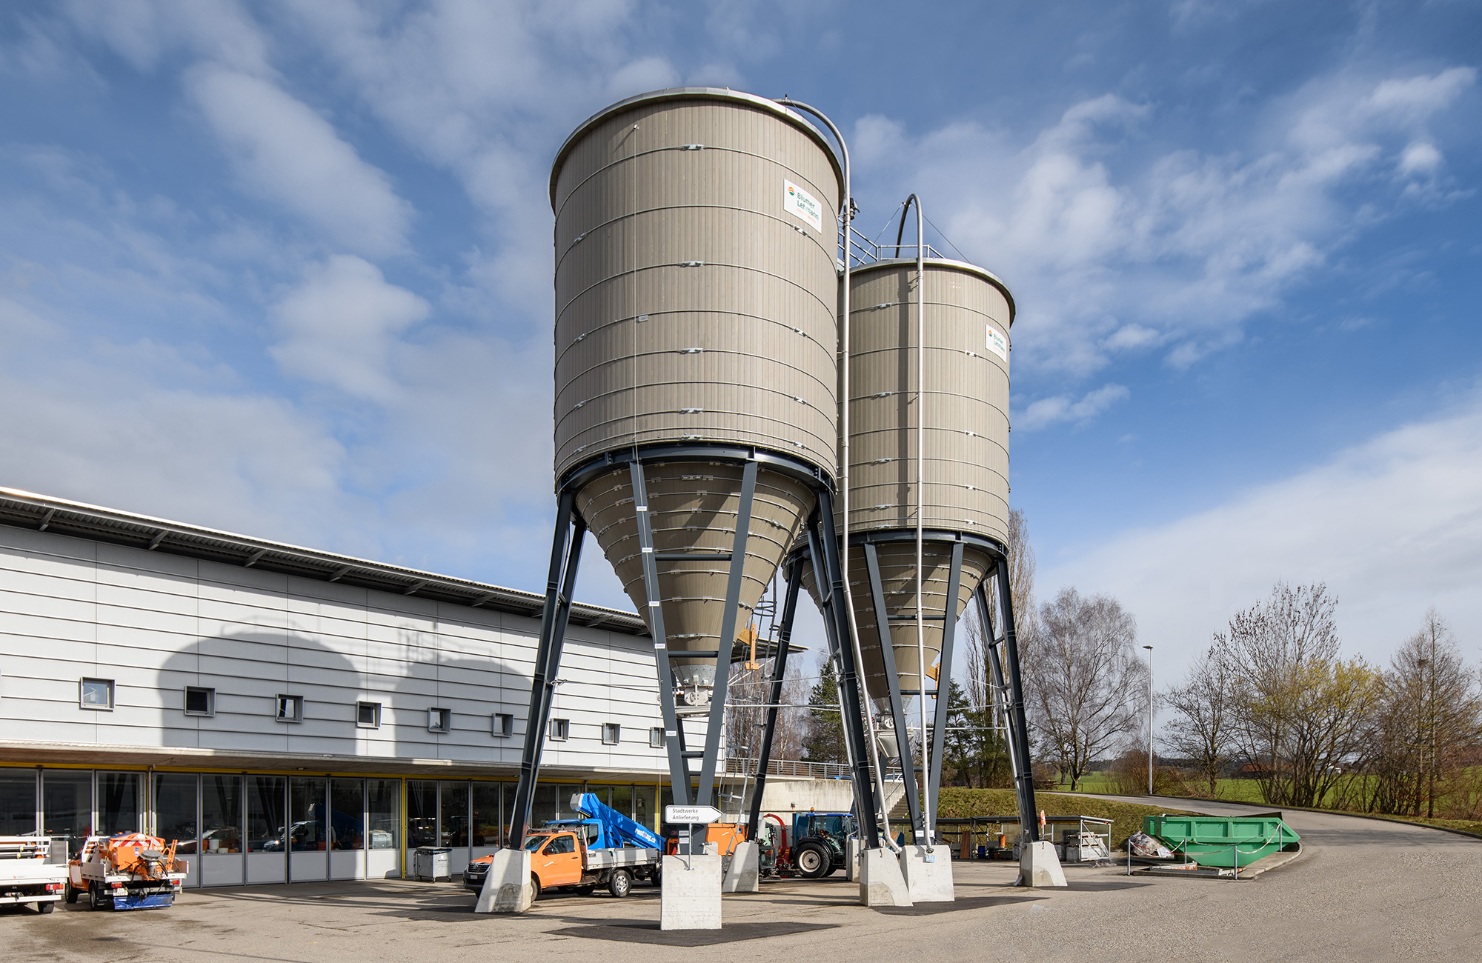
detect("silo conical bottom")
[801,539,993,706]
[575,460,815,695]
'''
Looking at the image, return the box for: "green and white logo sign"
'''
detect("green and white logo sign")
[986,323,1008,362]
[784,180,824,233]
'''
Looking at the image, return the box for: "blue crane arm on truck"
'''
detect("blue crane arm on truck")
[552,793,663,851]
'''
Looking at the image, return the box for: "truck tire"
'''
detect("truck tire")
[795,843,829,879]
[576,884,596,896]
[608,869,632,898]
[64,884,78,904]
[87,887,100,911]
[529,875,541,901]
[38,902,55,914]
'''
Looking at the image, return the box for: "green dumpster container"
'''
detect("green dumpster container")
[1144,813,1300,869]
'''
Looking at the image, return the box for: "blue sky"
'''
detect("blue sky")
[2,0,1479,685]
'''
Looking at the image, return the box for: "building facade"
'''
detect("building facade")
[0,489,678,886]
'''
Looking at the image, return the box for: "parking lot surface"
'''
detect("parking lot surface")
[8,802,1480,963]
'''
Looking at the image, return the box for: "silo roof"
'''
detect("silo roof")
[549,86,844,207]
[851,257,1017,325]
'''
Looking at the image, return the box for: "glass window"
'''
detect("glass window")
[80,678,114,710]
[356,702,380,729]
[549,718,569,741]
[407,780,437,848]
[288,777,327,851]
[42,770,91,849]
[246,775,286,852]
[531,783,560,827]
[602,723,621,745]
[608,786,633,821]
[491,713,513,738]
[544,834,574,855]
[0,769,36,835]
[184,687,215,717]
[633,786,655,830]
[368,779,399,851]
[153,774,197,850]
[428,707,450,733]
[275,694,303,723]
[96,772,141,835]
[202,774,242,854]
[439,781,469,847]
[471,782,501,847]
[330,779,364,851]
[650,727,664,748]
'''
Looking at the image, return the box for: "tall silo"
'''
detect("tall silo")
[794,232,1022,876]
[506,89,878,847]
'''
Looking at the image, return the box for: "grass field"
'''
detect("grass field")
[935,787,1194,844]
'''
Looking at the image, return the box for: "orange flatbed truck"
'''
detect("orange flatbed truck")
[465,793,661,899]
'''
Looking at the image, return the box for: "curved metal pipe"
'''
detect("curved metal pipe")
[775,97,897,853]
[898,193,932,852]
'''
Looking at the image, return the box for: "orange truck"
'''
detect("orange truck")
[465,793,661,899]
[66,834,187,911]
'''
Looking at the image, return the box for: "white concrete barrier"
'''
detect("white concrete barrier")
[660,854,722,930]
[1020,840,1067,887]
[900,844,954,902]
[475,849,534,913]
[722,841,760,893]
[858,846,911,907]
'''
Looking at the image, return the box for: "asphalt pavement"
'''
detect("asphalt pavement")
[9,798,1480,963]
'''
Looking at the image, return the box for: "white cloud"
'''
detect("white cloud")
[187,65,412,256]
[853,63,1477,387]
[1041,388,1482,679]
[605,56,679,100]
[1017,384,1131,432]
[270,255,429,403]
[61,0,270,75]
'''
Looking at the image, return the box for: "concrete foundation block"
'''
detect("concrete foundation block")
[899,844,955,902]
[474,849,534,914]
[858,846,912,907]
[1019,839,1068,888]
[722,841,760,893]
[660,854,723,930]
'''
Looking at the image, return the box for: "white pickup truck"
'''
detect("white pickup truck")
[0,836,68,914]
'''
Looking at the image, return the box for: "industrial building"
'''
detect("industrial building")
[0,487,678,887]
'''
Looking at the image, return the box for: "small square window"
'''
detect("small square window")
[357,701,381,729]
[275,694,303,723]
[428,707,451,733]
[549,718,569,742]
[649,727,664,749]
[80,678,114,711]
[184,686,215,717]
[602,723,621,746]
[492,713,513,738]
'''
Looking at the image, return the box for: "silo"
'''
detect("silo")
[844,257,1014,706]
[546,88,848,810]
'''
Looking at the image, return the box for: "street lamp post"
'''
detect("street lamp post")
[1143,645,1154,797]
[1418,657,1430,818]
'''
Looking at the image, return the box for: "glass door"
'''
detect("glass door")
[288,776,328,883]
[246,775,286,884]
[328,779,364,881]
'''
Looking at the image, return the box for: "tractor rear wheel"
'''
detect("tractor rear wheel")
[795,843,829,879]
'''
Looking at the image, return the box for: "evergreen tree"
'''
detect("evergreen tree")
[802,654,846,763]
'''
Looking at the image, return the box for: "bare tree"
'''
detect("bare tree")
[1162,644,1234,796]
[1030,587,1145,790]
[964,507,1036,711]
[1216,582,1382,808]
[1368,610,1482,817]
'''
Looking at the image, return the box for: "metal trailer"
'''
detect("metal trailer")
[66,835,187,911]
[0,836,68,913]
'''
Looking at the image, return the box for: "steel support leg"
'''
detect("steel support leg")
[747,562,801,833]
[628,459,691,806]
[976,560,1038,842]
[697,459,759,806]
[926,539,965,842]
[809,491,881,844]
[510,488,586,844]
[862,541,922,840]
